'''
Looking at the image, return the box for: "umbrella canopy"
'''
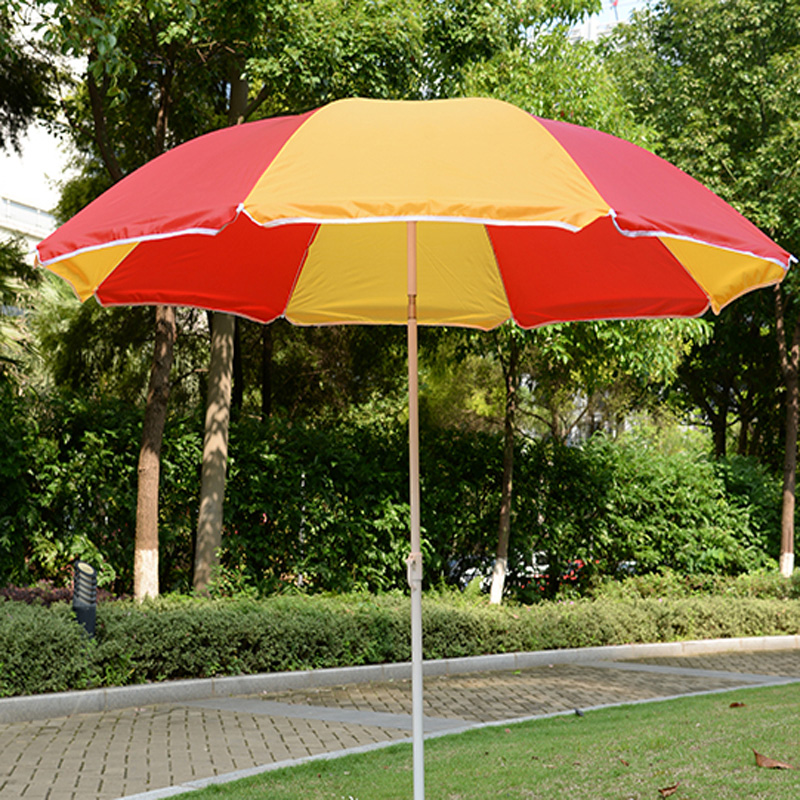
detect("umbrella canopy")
[37,97,794,800]
[37,97,792,326]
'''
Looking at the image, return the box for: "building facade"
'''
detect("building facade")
[1,195,56,254]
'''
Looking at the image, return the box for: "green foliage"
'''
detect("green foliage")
[590,568,800,601]
[0,6,56,153]
[0,385,786,597]
[505,428,773,601]
[601,0,799,471]
[32,276,154,400]
[0,382,31,575]
[0,391,203,593]
[668,291,782,462]
[4,392,141,589]
[581,430,771,576]
[222,416,411,595]
[0,236,40,382]
[248,0,426,110]
[263,322,408,422]
[0,599,96,697]
[603,0,800,255]
[31,281,211,414]
[422,0,600,98]
[3,592,800,697]
[713,454,782,559]
[158,413,203,593]
[419,427,503,578]
[92,594,410,681]
[462,27,642,137]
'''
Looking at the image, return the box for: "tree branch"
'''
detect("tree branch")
[244,83,271,119]
[86,70,124,182]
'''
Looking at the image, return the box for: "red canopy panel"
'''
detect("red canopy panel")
[96,217,319,323]
[537,116,783,261]
[489,217,710,327]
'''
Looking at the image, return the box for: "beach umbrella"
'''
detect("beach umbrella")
[36,97,795,799]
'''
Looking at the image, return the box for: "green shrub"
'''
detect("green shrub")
[0,599,97,696]
[590,569,799,601]
[2,592,800,697]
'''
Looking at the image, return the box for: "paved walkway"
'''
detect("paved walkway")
[2,640,800,800]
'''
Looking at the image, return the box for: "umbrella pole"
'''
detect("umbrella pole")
[406,221,425,800]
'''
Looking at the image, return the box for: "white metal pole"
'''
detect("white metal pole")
[406,221,425,800]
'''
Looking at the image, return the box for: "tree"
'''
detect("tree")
[671,292,781,461]
[39,0,268,597]
[461,27,709,602]
[0,237,41,382]
[604,0,800,575]
[192,0,427,593]
[0,7,54,384]
[0,4,55,153]
[196,0,603,594]
[422,0,598,98]
[193,69,246,596]
[486,316,708,600]
[36,0,431,595]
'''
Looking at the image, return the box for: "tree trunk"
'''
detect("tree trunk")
[193,311,236,593]
[775,285,799,577]
[193,67,249,593]
[261,323,273,420]
[781,369,798,577]
[490,337,519,605]
[134,305,175,600]
[232,317,243,415]
[711,409,728,459]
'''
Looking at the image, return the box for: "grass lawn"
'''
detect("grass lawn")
[178,682,800,799]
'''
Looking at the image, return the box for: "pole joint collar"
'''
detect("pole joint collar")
[406,550,423,588]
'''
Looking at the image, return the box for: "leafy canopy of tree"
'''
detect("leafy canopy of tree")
[602,0,800,572]
[0,4,56,153]
[3,0,792,598]
[602,0,800,251]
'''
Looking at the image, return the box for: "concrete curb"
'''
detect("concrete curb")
[3,634,799,724]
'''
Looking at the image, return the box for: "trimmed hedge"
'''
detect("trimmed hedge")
[3,592,800,698]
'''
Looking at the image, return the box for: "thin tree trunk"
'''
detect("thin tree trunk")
[737,417,749,456]
[194,311,235,593]
[232,317,243,415]
[87,40,179,601]
[134,304,175,600]
[775,285,799,577]
[193,67,248,593]
[712,410,728,459]
[87,71,124,182]
[781,371,798,576]
[261,323,273,420]
[490,337,519,605]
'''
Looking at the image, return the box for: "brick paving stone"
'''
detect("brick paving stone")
[630,650,800,676]
[0,648,796,800]
[256,663,754,724]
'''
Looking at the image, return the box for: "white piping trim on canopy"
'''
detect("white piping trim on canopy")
[37,206,796,272]
[86,294,720,330]
[608,209,795,271]
[238,205,585,232]
[37,225,226,266]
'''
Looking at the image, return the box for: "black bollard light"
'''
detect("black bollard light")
[73,560,97,638]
